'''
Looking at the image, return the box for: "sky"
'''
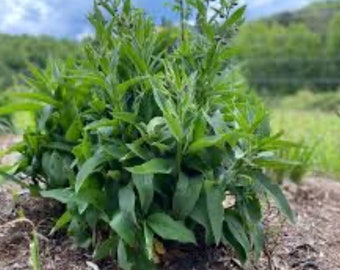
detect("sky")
[0,0,313,40]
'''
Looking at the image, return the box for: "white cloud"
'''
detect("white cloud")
[0,0,49,34]
[0,0,91,38]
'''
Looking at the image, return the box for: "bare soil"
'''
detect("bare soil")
[1,136,340,270]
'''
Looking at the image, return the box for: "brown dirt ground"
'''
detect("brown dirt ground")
[1,136,340,270]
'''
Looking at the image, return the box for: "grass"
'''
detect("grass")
[271,108,340,178]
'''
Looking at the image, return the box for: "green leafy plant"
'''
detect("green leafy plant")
[0,0,294,268]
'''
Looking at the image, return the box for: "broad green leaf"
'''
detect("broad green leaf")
[150,82,168,113]
[224,211,250,256]
[252,223,264,260]
[65,116,83,141]
[119,185,136,224]
[188,135,222,153]
[126,141,152,160]
[188,131,239,153]
[132,174,154,213]
[40,188,73,204]
[225,5,246,27]
[254,115,270,139]
[190,193,214,244]
[117,76,149,95]
[72,134,92,161]
[104,144,130,160]
[93,236,117,261]
[77,177,107,211]
[146,117,166,135]
[122,43,148,73]
[75,149,106,192]
[243,196,262,223]
[110,212,136,246]
[0,103,43,116]
[193,113,207,140]
[85,207,100,230]
[42,151,69,188]
[50,211,72,236]
[150,142,172,153]
[204,110,227,135]
[117,239,132,270]
[42,142,73,153]
[125,158,173,175]
[223,222,248,264]
[163,112,183,142]
[6,92,61,107]
[147,213,196,244]
[77,200,89,215]
[173,173,203,219]
[112,112,137,124]
[255,171,295,222]
[84,119,116,131]
[205,182,224,244]
[151,85,182,141]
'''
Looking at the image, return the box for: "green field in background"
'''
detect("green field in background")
[271,109,340,178]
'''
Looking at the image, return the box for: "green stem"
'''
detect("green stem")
[176,142,182,176]
[180,0,185,42]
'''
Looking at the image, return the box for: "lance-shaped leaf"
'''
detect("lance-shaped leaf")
[147,213,196,244]
[125,158,173,175]
[255,171,295,223]
[110,212,136,246]
[75,149,107,192]
[205,182,225,244]
[172,173,203,219]
[133,174,154,213]
[119,185,137,224]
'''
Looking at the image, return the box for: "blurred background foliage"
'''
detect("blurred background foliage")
[236,0,340,94]
[0,34,78,91]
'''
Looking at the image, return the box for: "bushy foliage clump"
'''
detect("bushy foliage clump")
[0,0,294,268]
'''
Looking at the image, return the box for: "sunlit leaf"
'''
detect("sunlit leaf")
[147,213,196,244]
[173,173,203,219]
[133,174,154,213]
[125,158,173,175]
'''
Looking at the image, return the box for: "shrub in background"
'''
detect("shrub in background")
[270,141,315,184]
[277,89,340,113]
[0,0,294,269]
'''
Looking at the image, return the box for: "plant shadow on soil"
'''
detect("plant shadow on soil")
[1,176,340,270]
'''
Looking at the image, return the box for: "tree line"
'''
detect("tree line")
[0,34,78,92]
[236,3,340,94]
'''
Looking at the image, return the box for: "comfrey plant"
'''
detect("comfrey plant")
[0,0,294,269]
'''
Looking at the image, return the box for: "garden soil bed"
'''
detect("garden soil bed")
[1,136,340,269]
